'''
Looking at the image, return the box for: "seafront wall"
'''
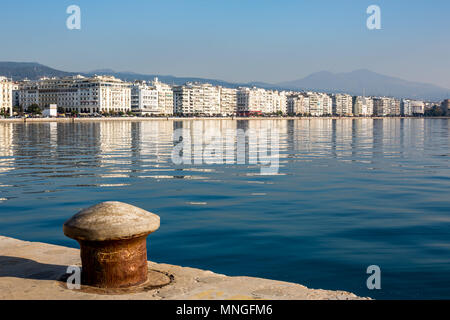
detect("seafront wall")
[1,116,447,123]
[0,236,367,300]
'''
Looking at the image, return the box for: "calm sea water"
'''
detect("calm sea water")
[0,119,449,299]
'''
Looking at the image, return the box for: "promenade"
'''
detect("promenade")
[0,236,367,300]
[0,116,444,123]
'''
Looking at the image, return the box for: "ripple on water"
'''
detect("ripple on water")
[0,119,449,299]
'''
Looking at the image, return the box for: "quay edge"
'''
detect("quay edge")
[0,236,370,300]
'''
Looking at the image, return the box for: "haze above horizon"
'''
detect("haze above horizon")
[1,0,449,89]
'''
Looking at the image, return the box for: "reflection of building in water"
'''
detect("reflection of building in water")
[332,119,353,158]
[352,119,374,158]
[49,122,58,147]
[405,119,425,151]
[246,119,288,152]
[373,119,401,158]
[178,120,237,148]
[0,123,14,173]
[98,121,133,174]
[172,119,286,165]
[134,121,174,164]
[291,119,332,155]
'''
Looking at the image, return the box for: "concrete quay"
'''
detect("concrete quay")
[0,116,441,124]
[0,236,368,300]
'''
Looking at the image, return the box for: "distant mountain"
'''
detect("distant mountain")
[0,62,247,88]
[84,70,262,89]
[87,68,116,74]
[1,62,448,101]
[278,69,449,101]
[0,62,75,80]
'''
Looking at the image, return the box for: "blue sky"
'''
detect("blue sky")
[1,0,449,88]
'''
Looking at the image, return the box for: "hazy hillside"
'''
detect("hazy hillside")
[0,62,75,80]
[1,62,448,101]
[278,69,449,101]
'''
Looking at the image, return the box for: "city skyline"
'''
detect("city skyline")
[6,73,443,118]
[1,0,449,89]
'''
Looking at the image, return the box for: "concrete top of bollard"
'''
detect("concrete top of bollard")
[63,201,160,242]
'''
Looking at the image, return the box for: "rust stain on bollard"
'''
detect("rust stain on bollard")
[63,202,160,289]
[79,236,148,288]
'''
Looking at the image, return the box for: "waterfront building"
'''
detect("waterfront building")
[319,93,333,116]
[0,76,13,117]
[271,90,288,114]
[43,104,58,117]
[304,92,321,116]
[12,83,20,111]
[131,81,159,115]
[17,75,131,114]
[373,97,399,116]
[173,82,221,116]
[237,87,267,116]
[332,94,353,116]
[287,93,308,115]
[424,102,438,112]
[237,87,288,116]
[153,77,174,115]
[401,99,425,116]
[390,98,401,116]
[18,80,39,111]
[219,87,238,116]
[373,98,389,116]
[300,92,332,116]
[441,99,450,116]
[353,96,374,116]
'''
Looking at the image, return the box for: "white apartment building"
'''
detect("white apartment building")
[271,91,288,114]
[219,87,237,116]
[353,96,374,116]
[131,78,174,115]
[18,75,131,114]
[320,93,333,116]
[305,92,321,116]
[332,94,353,116]
[373,97,390,116]
[401,99,425,116]
[0,76,13,117]
[390,98,401,116]
[18,80,39,111]
[373,97,400,116]
[302,92,332,116]
[153,77,174,115]
[237,87,267,115]
[131,81,158,115]
[173,82,221,116]
[287,93,308,115]
[237,87,287,115]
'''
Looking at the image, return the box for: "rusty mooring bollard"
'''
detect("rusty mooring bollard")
[63,201,160,289]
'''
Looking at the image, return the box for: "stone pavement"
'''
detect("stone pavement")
[0,236,368,300]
